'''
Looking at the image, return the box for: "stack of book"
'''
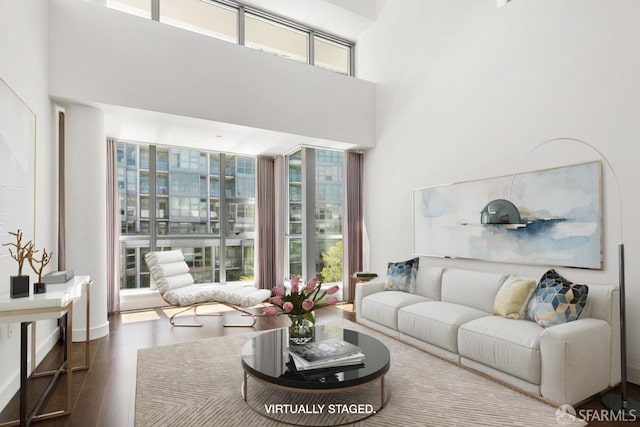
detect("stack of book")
[353,272,378,282]
[43,271,75,284]
[289,338,364,371]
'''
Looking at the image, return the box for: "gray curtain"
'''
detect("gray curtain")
[342,151,363,302]
[274,156,286,290]
[256,156,276,289]
[106,138,120,313]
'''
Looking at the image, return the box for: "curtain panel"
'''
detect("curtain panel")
[58,111,66,270]
[256,156,276,289]
[106,138,120,313]
[342,151,363,302]
[274,156,286,290]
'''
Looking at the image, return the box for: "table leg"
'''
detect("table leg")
[65,303,73,414]
[20,322,29,426]
[380,375,385,409]
[243,371,248,402]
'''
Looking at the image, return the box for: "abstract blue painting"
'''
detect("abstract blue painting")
[413,161,602,269]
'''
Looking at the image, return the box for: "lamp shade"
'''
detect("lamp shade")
[480,199,522,224]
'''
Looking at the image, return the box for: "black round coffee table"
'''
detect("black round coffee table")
[240,325,390,425]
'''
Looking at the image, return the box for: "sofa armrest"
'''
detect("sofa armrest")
[355,278,385,320]
[539,318,611,405]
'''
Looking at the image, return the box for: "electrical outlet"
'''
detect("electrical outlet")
[7,324,14,340]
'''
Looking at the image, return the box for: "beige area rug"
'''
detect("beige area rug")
[135,320,572,426]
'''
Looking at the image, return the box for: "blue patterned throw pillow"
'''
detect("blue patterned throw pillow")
[528,269,588,328]
[385,257,419,293]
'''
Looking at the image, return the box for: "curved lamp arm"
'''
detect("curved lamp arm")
[501,137,634,414]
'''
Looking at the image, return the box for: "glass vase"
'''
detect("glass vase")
[288,314,314,345]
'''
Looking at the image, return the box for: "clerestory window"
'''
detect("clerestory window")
[106,0,354,76]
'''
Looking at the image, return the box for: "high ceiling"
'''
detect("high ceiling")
[103,0,377,156]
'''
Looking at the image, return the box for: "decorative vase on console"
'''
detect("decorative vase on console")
[2,229,35,299]
[262,275,340,345]
[29,247,53,294]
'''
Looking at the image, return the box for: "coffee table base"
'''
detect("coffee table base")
[242,370,387,426]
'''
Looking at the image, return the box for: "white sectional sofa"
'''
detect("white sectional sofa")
[355,265,620,406]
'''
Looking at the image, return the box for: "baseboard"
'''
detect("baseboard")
[119,289,168,312]
[72,320,110,342]
[0,324,60,412]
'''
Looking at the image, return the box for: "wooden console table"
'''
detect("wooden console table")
[0,276,92,427]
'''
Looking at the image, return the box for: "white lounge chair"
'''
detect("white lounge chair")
[145,250,271,327]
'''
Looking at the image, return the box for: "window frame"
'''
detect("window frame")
[117,140,257,290]
[285,147,344,284]
[110,0,355,76]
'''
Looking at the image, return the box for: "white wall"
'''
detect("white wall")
[48,0,375,148]
[358,0,640,383]
[0,0,59,410]
[64,104,109,341]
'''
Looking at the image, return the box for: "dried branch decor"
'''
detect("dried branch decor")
[2,229,35,276]
[29,248,53,283]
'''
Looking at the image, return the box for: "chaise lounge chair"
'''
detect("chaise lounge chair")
[145,250,271,327]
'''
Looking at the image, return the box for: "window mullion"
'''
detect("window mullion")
[303,148,316,280]
[238,5,245,46]
[149,145,157,251]
[219,153,227,283]
[308,30,314,66]
[151,0,159,21]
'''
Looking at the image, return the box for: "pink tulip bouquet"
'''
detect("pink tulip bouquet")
[262,275,340,324]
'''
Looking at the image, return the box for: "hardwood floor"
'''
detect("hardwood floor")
[1,305,638,426]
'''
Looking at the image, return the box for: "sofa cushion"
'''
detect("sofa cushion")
[361,291,430,330]
[441,269,507,313]
[492,275,536,320]
[385,257,419,293]
[414,265,444,300]
[527,270,589,328]
[459,316,543,385]
[398,301,489,353]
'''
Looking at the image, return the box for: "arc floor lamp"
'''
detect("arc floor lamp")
[481,137,639,414]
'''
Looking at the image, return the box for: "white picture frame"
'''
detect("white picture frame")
[0,76,36,256]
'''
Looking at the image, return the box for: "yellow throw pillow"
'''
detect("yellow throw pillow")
[493,275,536,320]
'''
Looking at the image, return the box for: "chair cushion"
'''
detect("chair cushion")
[145,250,185,264]
[398,301,489,353]
[459,316,543,385]
[145,250,195,294]
[361,291,430,330]
[164,284,271,307]
[217,285,271,306]
[145,250,270,307]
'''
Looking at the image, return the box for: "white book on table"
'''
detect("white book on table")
[289,351,365,371]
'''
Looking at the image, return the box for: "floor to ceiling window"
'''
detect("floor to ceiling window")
[286,147,343,284]
[117,141,256,289]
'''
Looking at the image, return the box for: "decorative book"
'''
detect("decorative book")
[353,272,378,278]
[286,355,365,376]
[289,338,365,370]
[288,351,365,371]
[43,271,75,284]
[290,338,362,363]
